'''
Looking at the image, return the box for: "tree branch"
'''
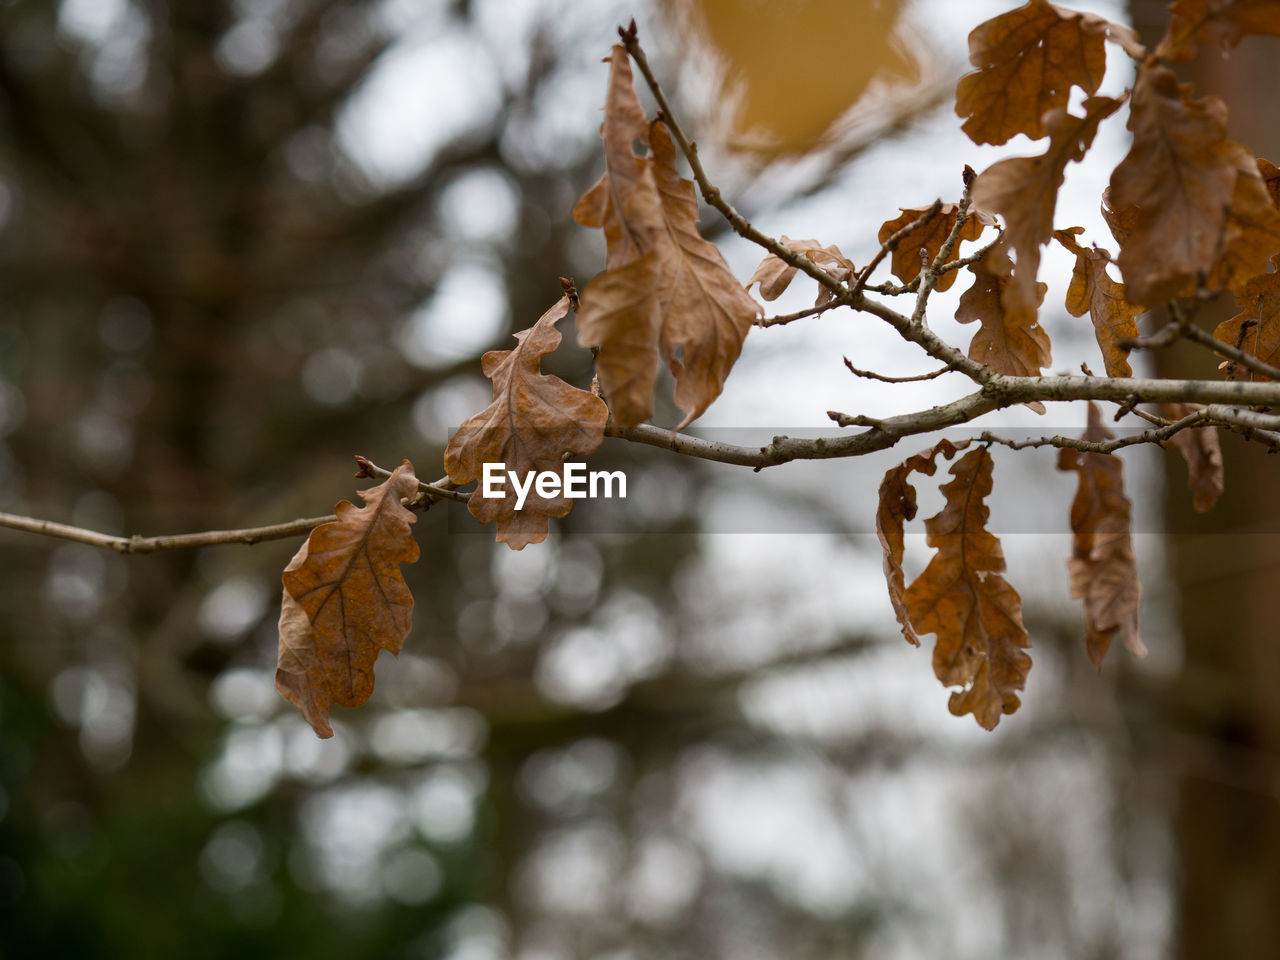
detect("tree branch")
[0,511,337,555]
[0,456,469,554]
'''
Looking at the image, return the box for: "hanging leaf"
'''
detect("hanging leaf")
[876,203,994,293]
[444,296,608,550]
[575,45,759,429]
[1159,0,1280,61]
[276,461,421,738]
[903,447,1030,730]
[1056,405,1145,667]
[877,439,969,646]
[1108,63,1280,306]
[1162,403,1225,512]
[649,119,762,428]
[1054,227,1139,378]
[972,96,1122,315]
[956,238,1050,410]
[955,0,1139,146]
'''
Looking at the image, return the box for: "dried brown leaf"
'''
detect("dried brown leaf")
[903,447,1031,730]
[1206,158,1280,296]
[649,119,762,428]
[1108,63,1280,306]
[1162,403,1225,512]
[955,0,1135,146]
[276,461,421,738]
[747,237,855,303]
[575,47,759,429]
[956,238,1050,411]
[444,296,608,550]
[877,439,969,646]
[1056,405,1145,666]
[1055,227,1138,377]
[877,203,994,293]
[573,46,662,269]
[973,97,1122,317]
[1213,256,1280,381]
[1160,0,1280,60]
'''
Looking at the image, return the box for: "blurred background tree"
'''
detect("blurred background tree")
[0,0,1203,957]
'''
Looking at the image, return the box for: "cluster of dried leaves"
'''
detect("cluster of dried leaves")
[275,0,1280,737]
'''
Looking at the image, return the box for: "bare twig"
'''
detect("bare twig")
[980,408,1206,454]
[0,511,337,554]
[0,455,470,554]
[843,357,954,383]
[756,303,842,329]
[910,175,974,327]
[1118,320,1183,352]
[1182,323,1280,381]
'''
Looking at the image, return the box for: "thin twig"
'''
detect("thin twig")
[980,409,1206,454]
[1182,323,1280,381]
[843,357,954,383]
[0,511,337,554]
[0,455,470,554]
[1118,320,1183,352]
[756,303,841,329]
[911,175,974,327]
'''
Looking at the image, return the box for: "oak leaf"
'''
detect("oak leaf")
[276,461,421,738]
[1162,403,1225,512]
[747,237,855,304]
[648,118,764,427]
[973,97,1121,318]
[876,439,969,646]
[956,238,1050,410]
[444,295,608,550]
[1205,158,1280,297]
[1213,256,1280,381]
[876,203,994,293]
[955,0,1139,146]
[903,447,1031,730]
[1054,227,1138,378]
[1160,0,1280,60]
[575,45,759,429]
[1056,405,1145,667]
[1108,63,1280,306]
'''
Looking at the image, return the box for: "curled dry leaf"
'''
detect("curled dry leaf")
[1056,404,1145,667]
[444,295,608,550]
[876,203,994,293]
[747,237,855,304]
[1160,0,1280,61]
[955,0,1139,146]
[1054,227,1138,378]
[276,461,421,738]
[1108,63,1280,307]
[956,237,1050,411]
[1213,256,1280,381]
[876,439,969,646]
[972,96,1122,316]
[903,446,1031,730]
[1162,403,1225,513]
[575,45,759,429]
